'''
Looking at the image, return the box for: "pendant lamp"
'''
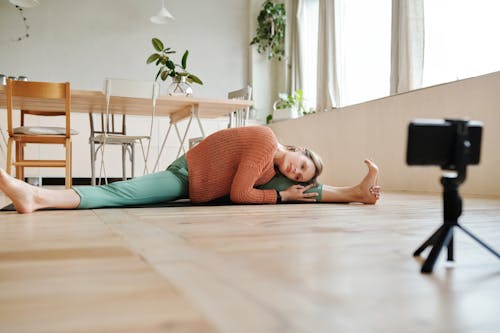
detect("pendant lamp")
[9,0,40,7]
[151,0,174,24]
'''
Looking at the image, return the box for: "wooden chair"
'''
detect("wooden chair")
[5,79,77,188]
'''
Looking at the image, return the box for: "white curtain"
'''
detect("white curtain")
[316,0,341,111]
[288,0,320,111]
[390,0,425,94]
[288,0,302,93]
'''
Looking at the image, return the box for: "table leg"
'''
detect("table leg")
[154,104,208,170]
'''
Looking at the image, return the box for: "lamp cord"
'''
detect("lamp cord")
[11,5,31,42]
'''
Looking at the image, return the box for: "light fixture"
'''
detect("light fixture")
[150,0,174,24]
[9,0,40,7]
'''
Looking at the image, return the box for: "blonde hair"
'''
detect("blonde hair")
[286,145,324,184]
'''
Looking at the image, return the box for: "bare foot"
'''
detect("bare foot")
[0,168,41,213]
[355,159,380,204]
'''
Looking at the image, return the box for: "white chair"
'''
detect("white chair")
[89,78,159,185]
[1,86,10,163]
[187,86,253,150]
[0,123,7,163]
[227,85,253,128]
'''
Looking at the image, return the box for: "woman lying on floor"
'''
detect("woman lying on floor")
[0,126,380,214]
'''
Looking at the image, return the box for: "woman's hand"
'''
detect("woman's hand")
[281,184,319,202]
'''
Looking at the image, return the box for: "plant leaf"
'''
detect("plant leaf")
[146,53,160,64]
[166,60,175,70]
[181,50,189,70]
[187,74,203,85]
[160,70,169,81]
[266,114,273,124]
[152,38,164,52]
[159,56,168,65]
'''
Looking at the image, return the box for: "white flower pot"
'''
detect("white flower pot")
[272,105,299,122]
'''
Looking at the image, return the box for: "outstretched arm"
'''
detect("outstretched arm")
[258,159,380,204]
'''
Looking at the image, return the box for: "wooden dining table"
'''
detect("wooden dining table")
[0,85,253,165]
[0,85,252,119]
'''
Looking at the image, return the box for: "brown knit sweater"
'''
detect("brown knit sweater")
[186,126,278,203]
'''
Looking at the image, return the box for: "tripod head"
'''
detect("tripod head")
[406,118,483,185]
[442,119,472,185]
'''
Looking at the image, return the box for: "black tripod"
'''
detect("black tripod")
[413,120,500,273]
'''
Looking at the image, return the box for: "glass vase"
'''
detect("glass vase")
[167,76,193,96]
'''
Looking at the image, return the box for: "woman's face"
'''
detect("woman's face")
[278,149,316,182]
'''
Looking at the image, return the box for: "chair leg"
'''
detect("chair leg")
[90,140,96,186]
[70,140,73,188]
[65,138,72,189]
[14,141,19,179]
[19,143,25,181]
[122,144,127,181]
[130,144,135,179]
[0,127,7,149]
[6,137,13,175]
[15,142,22,180]
[0,133,5,156]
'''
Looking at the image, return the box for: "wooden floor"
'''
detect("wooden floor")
[0,191,499,333]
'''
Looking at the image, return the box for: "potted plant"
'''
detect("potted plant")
[250,0,286,61]
[269,89,306,123]
[146,37,203,96]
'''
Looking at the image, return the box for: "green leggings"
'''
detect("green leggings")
[73,155,323,209]
[74,156,190,209]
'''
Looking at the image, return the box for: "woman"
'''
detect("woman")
[0,126,380,214]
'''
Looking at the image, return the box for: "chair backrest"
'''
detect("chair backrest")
[90,78,160,136]
[228,85,252,127]
[6,79,71,137]
[228,85,252,101]
[89,112,127,135]
[104,78,160,100]
[21,110,67,127]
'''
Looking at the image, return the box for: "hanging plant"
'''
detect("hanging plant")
[250,0,286,61]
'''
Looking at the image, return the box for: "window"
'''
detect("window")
[337,0,391,106]
[423,0,500,87]
[298,1,500,108]
[297,0,319,110]
[299,0,391,108]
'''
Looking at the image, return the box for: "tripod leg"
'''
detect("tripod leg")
[456,224,500,259]
[421,226,454,274]
[413,225,446,256]
[447,233,454,261]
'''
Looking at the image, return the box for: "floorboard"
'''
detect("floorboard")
[1,192,499,333]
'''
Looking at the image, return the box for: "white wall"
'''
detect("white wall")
[0,0,250,177]
[270,71,500,197]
